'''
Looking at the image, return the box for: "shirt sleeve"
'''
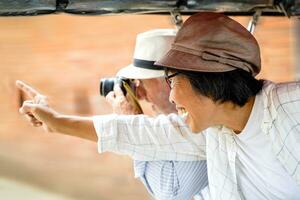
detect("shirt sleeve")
[133,160,208,200]
[93,113,206,161]
[270,81,300,184]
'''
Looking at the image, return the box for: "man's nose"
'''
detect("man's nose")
[169,90,175,104]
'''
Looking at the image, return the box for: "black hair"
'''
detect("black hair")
[167,68,264,107]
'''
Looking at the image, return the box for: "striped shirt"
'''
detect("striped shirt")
[134,160,208,200]
[93,81,300,200]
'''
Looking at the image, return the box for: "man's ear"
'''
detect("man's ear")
[134,79,146,100]
[134,79,141,87]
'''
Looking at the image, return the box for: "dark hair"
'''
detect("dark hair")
[170,68,264,107]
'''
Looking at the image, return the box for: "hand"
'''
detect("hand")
[105,83,143,115]
[16,80,58,132]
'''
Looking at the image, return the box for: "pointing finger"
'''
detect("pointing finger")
[16,80,40,99]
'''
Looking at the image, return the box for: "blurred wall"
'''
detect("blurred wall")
[294,17,300,80]
[0,14,297,200]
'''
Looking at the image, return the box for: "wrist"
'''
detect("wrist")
[47,111,63,133]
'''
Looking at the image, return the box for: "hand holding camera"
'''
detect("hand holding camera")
[100,77,143,115]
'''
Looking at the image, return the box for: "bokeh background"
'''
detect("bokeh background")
[0,14,299,200]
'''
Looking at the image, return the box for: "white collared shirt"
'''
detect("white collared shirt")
[93,81,300,200]
[205,81,300,199]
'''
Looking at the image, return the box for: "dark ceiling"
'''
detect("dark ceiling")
[0,0,299,16]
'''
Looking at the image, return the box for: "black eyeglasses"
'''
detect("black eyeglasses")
[164,72,180,88]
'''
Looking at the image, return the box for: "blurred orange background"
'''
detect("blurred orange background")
[0,14,299,200]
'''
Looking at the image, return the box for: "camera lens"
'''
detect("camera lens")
[99,77,132,97]
[99,78,115,96]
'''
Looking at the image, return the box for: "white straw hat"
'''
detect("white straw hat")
[117,29,176,79]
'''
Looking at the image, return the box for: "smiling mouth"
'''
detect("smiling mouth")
[176,107,189,118]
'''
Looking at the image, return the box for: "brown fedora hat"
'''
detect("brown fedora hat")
[155,12,261,76]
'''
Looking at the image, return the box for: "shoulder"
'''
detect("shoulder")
[262,80,300,106]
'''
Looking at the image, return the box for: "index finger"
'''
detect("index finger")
[16,80,40,99]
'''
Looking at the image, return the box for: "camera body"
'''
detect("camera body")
[99,77,133,97]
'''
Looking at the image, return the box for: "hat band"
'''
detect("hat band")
[172,44,255,75]
[133,59,164,70]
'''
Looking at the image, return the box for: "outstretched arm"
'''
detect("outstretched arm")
[16,80,97,141]
[16,80,206,160]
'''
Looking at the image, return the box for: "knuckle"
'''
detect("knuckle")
[19,107,24,113]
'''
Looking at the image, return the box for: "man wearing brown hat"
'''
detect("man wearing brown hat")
[156,12,300,199]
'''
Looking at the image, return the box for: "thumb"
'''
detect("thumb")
[19,100,38,115]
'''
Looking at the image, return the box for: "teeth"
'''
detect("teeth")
[178,108,188,118]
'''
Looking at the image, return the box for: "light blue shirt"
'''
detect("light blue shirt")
[134,160,208,200]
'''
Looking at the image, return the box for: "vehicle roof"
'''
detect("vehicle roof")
[0,0,299,17]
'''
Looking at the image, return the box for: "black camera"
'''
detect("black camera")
[99,77,133,97]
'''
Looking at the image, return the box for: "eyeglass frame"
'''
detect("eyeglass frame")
[164,70,180,89]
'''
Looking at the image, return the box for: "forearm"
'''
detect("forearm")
[50,114,97,142]
[94,114,207,161]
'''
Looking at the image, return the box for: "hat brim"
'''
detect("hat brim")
[117,64,165,79]
[155,49,236,73]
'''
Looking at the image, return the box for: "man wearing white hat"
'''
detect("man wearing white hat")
[16,29,208,200]
[106,29,208,199]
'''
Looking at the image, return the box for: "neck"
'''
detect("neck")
[214,97,255,134]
